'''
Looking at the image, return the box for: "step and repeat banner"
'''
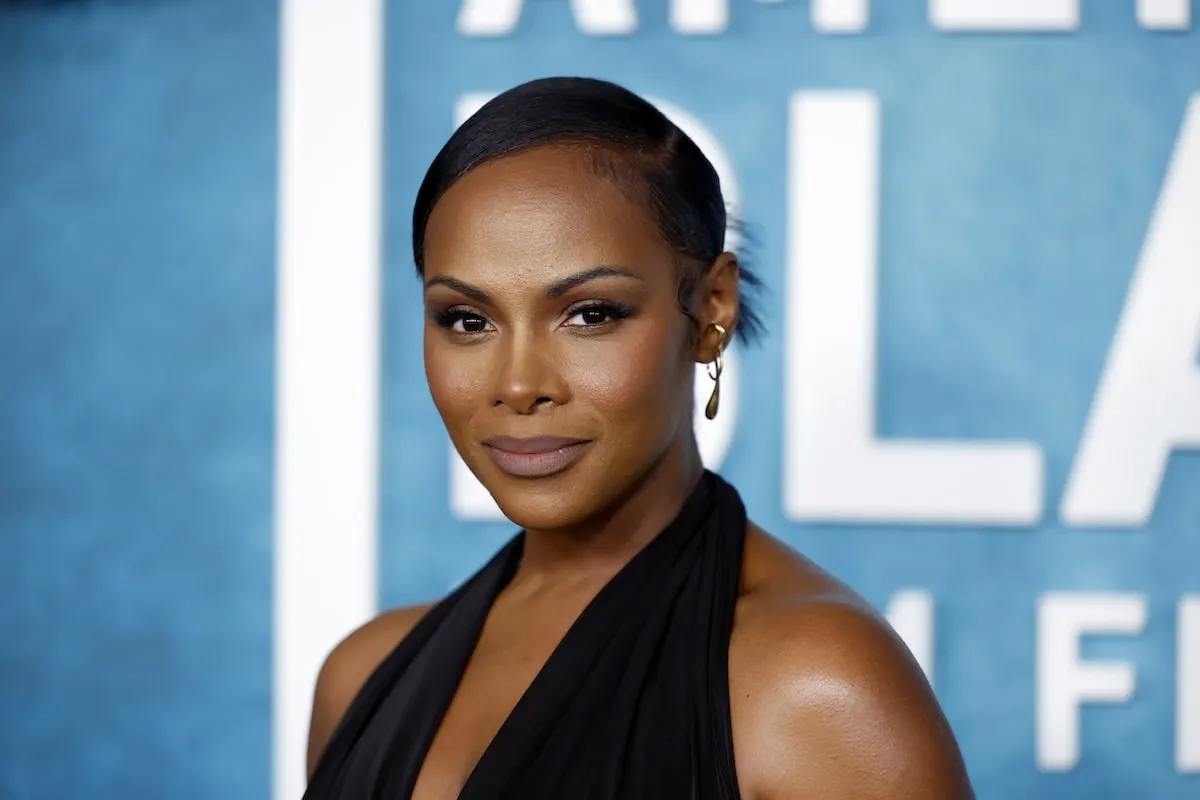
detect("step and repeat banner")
[2,1,1198,798]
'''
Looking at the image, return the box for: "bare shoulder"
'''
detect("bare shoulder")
[306,602,436,777]
[730,524,973,800]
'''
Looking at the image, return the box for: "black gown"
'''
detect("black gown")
[303,470,747,799]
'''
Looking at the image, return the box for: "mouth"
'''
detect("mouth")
[481,435,592,479]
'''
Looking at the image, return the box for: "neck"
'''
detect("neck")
[516,434,705,580]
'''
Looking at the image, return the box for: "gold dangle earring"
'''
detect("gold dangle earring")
[704,323,727,421]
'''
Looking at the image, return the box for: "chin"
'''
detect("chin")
[487,479,594,531]
[475,466,607,531]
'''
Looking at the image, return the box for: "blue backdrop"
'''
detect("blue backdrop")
[2,1,1198,798]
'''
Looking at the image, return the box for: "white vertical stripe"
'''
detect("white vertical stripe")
[274,1,383,798]
[886,590,935,686]
[1179,597,1200,771]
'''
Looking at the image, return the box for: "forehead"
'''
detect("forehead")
[422,145,673,283]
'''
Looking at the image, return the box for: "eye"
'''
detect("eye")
[431,308,494,335]
[564,302,635,328]
[454,314,490,334]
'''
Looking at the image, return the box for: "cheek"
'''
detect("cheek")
[567,324,685,423]
[423,332,488,425]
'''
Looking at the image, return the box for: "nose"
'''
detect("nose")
[492,332,568,414]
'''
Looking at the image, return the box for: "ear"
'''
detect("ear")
[695,252,740,363]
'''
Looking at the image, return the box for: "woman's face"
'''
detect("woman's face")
[421,145,718,530]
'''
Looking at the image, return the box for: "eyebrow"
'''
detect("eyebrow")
[423,275,492,305]
[546,265,642,298]
[424,265,642,303]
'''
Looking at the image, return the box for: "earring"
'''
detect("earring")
[705,323,727,420]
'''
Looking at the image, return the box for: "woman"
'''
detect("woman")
[304,77,973,799]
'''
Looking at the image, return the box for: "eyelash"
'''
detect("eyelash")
[431,301,635,336]
[565,301,635,328]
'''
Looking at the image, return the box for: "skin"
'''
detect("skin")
[307,144,975,799]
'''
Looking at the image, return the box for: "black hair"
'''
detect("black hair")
[411,76,765,345]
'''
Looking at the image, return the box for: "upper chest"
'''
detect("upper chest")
[404,602,784,800]
[407,582,601,800]
[403,528,809,800]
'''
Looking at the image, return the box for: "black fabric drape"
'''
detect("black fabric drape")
[304,470,746,800]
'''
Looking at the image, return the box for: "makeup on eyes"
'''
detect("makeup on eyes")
[429,299,637,337]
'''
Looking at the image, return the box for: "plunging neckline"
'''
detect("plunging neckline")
[416,476,718,799]
[304,469,746,800]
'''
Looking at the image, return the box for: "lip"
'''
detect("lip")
[482,436,592,479]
